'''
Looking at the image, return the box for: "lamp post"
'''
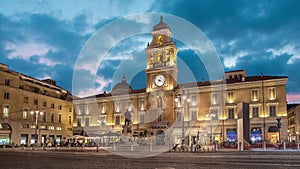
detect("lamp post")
[174,95,191,147]
[30,110,44,148]
[206,112,216,145]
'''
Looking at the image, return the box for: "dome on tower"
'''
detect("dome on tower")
[153,16,170,31]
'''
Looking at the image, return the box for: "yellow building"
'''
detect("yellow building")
[0,63,74,146]
[287,104,300,142]
[74,17,288,146]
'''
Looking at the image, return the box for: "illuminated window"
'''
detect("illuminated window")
[157,54,162,63]
[140,100,145,111]
[23,108,28,119]
[127,101,132,111]
[251,89,259,101]
[211,93,218,105]
[115,102,120,112]
[191,95,197,106]
[48,126,54,130]
[56,127,62,131]
[269,105,277,117]
[252,106,259,118]
[227,91,234,103]
[3,105,9,117]
[101,103,106,114]
[268,87,276,100]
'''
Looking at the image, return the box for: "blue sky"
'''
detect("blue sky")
[1,0,300,103]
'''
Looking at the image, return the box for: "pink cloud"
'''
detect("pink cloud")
[287,93,300,103]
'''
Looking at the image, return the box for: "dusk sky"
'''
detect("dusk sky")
[1,0,300,103]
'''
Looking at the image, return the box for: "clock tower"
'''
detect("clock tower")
[145,16,178,92]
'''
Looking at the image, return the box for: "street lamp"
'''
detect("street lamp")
[174,94,191,148]
[206,112,216,145]
[30,110,44,147]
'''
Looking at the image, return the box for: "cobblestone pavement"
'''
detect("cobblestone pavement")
[1,148,300,169]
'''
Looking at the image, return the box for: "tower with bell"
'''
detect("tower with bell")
[145,16,178,92]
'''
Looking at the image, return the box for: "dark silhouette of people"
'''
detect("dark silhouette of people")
[124,109,131,126]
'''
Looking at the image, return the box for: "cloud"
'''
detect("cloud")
[287,93,300,103]
[267,44,300,64]
[77,76,112,97]
[5,41,57,60]
[223,51,251,68]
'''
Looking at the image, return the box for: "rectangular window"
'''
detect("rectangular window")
[227,91,234,103]
[42,112,46,122]
[269,105,277,117]
[268,87,276,100]
[4,79,10,86]
[127,101,132,111]
[34,99,38,106]
[100,116,106,125]
[191,111,197,121]
[115,116,120,125]
[4,92,10,99]
[51,103,55,108]
[252,106,259,118]
[251,89,259,101]
[211,93,218,105]
[50,113,55,122]
[68,115,72,124]
[157,96,162,108]
[77,118,82,126]
[58,104,62,110]
[58,114,62,123]
[69,107,72,112]
[48,126,54,130]
[228,108,235,119]
[101,103,106,114]
[3,105,9,117]
[115,102,120,112]
[140,100,145,111]
[24,97,28,103]
[85,117,90,126]
[158,114,162,122]
[43,101,47,107]
[211,109,218,120]
[191,95,197,106]
[176,111,182,121]
[23,108,28,119]
[140,113,145,124]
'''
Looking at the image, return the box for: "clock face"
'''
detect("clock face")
[154,74,165,87]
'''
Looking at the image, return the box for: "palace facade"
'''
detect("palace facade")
[0,63,74,146]
[74,17,288,146]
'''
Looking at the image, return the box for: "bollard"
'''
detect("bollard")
[2,144,5,150]
[81,144,84,151]
[298,142,300,150]
[215,144,218,152]
[283,141,286,150]
[113,142,116,151]
[149,142,152,152]
[43,143,46,151]
[55,143,58,150]
[131,143,133,151]
[68,143,71,150]
[22,144,25,150]
[169,144,172,152]
[96,144,99,152]
[263,141,266,151]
